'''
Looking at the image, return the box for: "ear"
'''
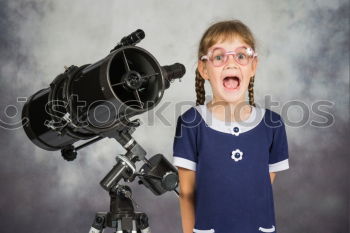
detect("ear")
[197,60,209,80]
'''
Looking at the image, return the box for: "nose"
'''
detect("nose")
[225,54,239,69]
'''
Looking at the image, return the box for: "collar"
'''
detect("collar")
[193,104,266,135]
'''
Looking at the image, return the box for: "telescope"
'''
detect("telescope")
[21,29,184,233]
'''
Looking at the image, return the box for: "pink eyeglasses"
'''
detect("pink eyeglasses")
[200,46,258,67]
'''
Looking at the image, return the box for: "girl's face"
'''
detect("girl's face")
[198,37,258,105]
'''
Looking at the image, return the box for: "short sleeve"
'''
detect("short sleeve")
[269,116,289,172]
[172,114,198,171]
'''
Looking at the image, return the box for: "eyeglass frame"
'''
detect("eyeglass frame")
[200,46,258,67]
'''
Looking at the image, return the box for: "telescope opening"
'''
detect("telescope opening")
[108,47,164,111]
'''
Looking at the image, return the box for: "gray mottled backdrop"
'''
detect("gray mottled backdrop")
[0,0,349,233]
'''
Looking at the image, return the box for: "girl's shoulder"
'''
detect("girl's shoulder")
[263,107,286,127]
[177,106,204,127]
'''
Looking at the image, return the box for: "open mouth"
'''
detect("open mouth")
[223,76,240,91]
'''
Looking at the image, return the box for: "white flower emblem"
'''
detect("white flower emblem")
[231,149,243,162]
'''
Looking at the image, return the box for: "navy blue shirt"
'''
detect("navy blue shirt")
[173,104,289,233]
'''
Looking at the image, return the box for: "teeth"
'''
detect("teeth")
[224,76,240,81]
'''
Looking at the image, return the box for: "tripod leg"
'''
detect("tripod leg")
[131,220,137,233]
[115,219,123,233]
[89,212,106,233]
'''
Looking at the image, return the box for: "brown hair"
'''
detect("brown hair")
[195,20,257,107]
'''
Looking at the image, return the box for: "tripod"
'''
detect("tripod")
[89,185,150,233]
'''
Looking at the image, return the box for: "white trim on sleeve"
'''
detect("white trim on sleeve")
[269,159,289,172]
[173,156,197,171]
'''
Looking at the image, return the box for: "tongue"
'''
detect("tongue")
[224,77,239,89]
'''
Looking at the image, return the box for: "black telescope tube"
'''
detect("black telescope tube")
[21,29,186,153]
[21,46,167,151]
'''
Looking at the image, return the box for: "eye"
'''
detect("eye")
[237,53,247,60]
[214,55,224,61]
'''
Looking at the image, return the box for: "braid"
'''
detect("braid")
[195,69,206,106]
[248,75,256,107]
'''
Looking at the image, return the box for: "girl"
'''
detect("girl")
[173,20,289,233]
